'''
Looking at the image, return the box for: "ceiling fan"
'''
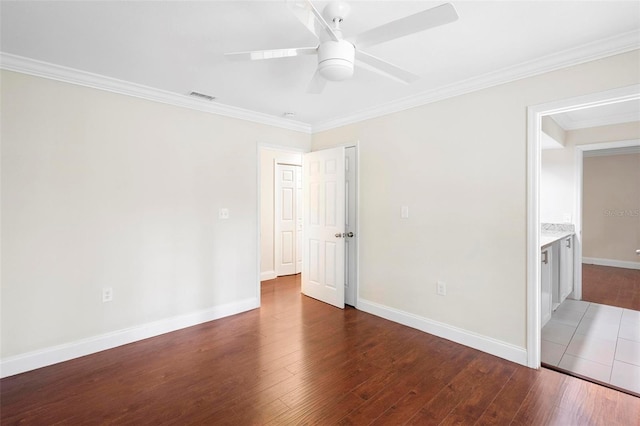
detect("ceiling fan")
[225,1,459,93]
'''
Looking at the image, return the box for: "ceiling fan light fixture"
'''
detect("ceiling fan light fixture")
[224,2,459,93]
[317,39,355,81]
[319,60,353,81]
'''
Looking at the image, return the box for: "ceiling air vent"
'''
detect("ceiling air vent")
[189,91,216,101]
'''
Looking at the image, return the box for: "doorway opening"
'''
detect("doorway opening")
[258,143,359,309]
[259,146,304,284]
[527,84,640,395]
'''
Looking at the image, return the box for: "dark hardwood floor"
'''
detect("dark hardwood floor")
[2,274,639,425]
[582,264,640,311]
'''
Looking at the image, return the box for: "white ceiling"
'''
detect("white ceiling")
[2,1,639,131]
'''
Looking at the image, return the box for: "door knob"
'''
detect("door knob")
[335,233,343,238]
[346,232,354,238]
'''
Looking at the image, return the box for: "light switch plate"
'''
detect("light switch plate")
[102,287,113,302]
[401,206,409,218]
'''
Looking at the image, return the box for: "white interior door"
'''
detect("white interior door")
[275,164,300,276]
[302,147,345,308]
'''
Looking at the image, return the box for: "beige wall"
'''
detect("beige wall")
[312,50,640,349]
[583,153,640,263]
[541,139,576,224]
[1,70,310,358]
[260,148,303,279]
[541,121,640,224]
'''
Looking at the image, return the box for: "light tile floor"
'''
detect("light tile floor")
[542,299,640,395]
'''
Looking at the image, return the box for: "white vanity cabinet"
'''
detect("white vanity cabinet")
[541,246,553,327]
[540,232,574,327]
[559,235,574,302]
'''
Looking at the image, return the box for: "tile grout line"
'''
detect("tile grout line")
[542,300,591,366]
[608,309,625,384]
[544,300,640,393]
[557,302,589,368]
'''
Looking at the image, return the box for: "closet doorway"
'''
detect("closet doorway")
[259,147,304,282]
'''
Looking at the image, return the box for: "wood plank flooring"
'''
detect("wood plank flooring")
[582,264,640,311]
[2,274,639,425]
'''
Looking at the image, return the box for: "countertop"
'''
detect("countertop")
[541,231,574,248]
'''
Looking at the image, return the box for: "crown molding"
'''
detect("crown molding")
[0,52,312,134]
[311,30,640,133]
[2,29,638,136]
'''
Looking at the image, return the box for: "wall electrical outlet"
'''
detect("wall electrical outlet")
[102,287,113,303]
[218,208,229,220]
[436,281,447,296]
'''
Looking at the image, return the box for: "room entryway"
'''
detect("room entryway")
[532,86,640,396]
[259,144,358,309]
[528,85,640,372]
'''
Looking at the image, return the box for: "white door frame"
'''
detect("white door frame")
[526,84,640,368]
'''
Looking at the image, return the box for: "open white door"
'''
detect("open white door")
[302,147,345,308]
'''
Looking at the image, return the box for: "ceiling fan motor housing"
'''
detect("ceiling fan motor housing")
[318,39,355,81]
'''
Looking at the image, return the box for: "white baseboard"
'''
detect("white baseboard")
[0,297,259,378]
[260,270,277,281]
[582,257,640,270]
[357,298,528,367]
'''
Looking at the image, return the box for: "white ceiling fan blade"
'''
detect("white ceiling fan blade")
[355,51,419,84]
[225,47,317,61]
[307,70,327,94]
[350,3,458,49]
[287,0,340,42]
